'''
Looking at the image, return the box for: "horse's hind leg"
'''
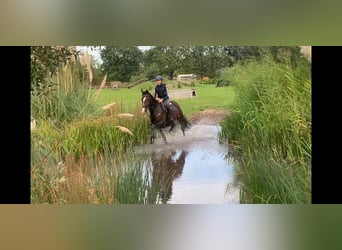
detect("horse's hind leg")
[180,117,187,136]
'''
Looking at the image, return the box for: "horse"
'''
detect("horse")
[141,89,191,144]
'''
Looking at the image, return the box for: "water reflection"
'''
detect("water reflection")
[146,150,187,204]
[136,124,239,204]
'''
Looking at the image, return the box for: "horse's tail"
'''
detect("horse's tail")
[180,114,191,129]
[171,101,191,129]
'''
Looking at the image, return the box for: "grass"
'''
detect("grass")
[90,81,237,120]
[219,57,311,204]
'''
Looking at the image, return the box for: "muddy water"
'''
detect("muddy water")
[135,124,240,204]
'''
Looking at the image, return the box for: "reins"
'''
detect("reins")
[142,92,161,111]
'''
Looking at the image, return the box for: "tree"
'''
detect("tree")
[223,46,302,66]
[100,46,143,82]
[144,46,189,79]
[30,46,80,92]
[204,46,232,78]
[183,46,206,77]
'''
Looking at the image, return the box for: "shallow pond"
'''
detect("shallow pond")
[134,124,240,204]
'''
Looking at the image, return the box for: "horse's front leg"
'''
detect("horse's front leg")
[159,128,167,144]
[150,124,156,144]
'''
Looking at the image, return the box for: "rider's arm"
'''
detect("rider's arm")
[162,84,169,101]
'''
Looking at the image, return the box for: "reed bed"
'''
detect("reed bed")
[31,55,152,204]
[31,62,97,126]
[61,111,150,159]
[31,110,151,204]
[219,56,311,203]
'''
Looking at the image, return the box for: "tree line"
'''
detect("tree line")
[99,46,302,83]
[30,46,303,90]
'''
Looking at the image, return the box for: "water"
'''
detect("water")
[135,124,240,204]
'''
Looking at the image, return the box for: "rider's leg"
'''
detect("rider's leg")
[167,101,175,131]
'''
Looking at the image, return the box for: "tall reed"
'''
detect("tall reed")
[31,113,151,203]
[61,110,150,159]
[219,56,311,203]
[31,55,152,203]
[31,59,97,126]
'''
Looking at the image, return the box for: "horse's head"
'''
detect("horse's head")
[141,89,154,113]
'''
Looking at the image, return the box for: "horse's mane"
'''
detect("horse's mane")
[144,89,153,97]
[142,89,158,104]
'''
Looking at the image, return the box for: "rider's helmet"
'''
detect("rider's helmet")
[155,75,163,81]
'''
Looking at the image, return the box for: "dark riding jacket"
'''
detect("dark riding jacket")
[154,83,170,102]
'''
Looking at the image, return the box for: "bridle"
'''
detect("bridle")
[141,90,160,114]
[141,93,151,114]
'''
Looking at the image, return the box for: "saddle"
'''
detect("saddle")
[162,102,175,112]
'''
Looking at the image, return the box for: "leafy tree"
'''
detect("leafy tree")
[100,46,143,82]
[183,46,206,77]
[144,62,161,81]
[30,46,80,92]
[144,46,189,79]
[223,46,302,66]
[204,46,232,78]
[223,46,260,63]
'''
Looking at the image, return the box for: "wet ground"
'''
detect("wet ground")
[135,109,240,204]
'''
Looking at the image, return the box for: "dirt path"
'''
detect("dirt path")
[189,108,230,125]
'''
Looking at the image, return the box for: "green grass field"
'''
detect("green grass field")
[91,81,236,119]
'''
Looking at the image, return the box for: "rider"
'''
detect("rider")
[153,75,175,130]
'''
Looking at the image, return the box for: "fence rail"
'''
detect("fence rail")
[169,89,197,99]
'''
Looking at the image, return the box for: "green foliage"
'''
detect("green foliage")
[31,110,151,204]
[113,162,151,204]
[224,46,301,65]
[61,115,150,159]
[219,55,311,203]
[142,46,232,80]
[100,46,143,82]
[197,78,219,85]
[144,46,186,79]
[143,62,162,80]
[31,63,96,126]
[31,46,80,90]
[96,46,304,87]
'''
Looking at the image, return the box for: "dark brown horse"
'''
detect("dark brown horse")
[141,89,191,143]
